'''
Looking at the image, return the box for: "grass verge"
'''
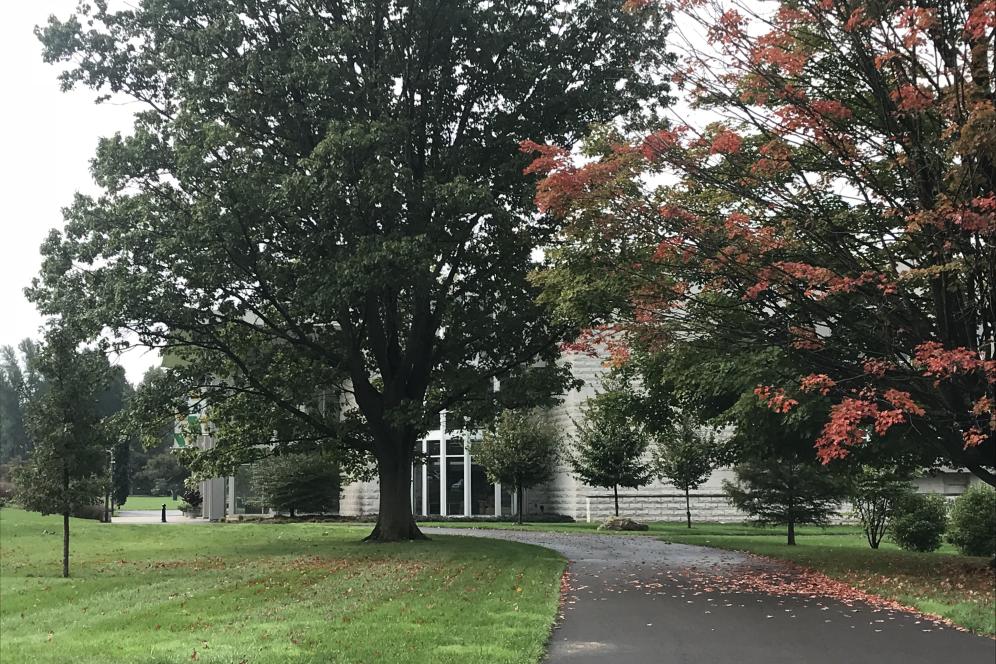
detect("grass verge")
[0,508,564,664]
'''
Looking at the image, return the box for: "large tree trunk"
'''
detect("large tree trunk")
[787,519,796,546]
[364,449,426,542]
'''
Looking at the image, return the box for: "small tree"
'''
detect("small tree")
[848,466,913,549]
[12,329,114,577]
[251,453,340,517]
[724,459,846,545]
[569,390,653,517]
[653,416,716,528]
[475,409,559,524]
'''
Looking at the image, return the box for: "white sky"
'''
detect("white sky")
[0,1,159,383]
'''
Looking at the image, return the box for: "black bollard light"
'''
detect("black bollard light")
[161,504,167,523]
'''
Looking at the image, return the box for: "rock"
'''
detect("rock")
[598,517,649,531]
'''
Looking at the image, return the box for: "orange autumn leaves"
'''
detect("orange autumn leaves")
[519,0,996,469]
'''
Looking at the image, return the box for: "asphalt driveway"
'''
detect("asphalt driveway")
[424,528,995,664]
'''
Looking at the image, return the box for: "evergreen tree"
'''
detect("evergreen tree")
[724,459,846,545]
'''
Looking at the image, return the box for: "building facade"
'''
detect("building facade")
[190,350,985,522]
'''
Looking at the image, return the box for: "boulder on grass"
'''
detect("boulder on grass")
[598,517,648,531]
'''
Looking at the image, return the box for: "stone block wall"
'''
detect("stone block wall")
[337,350,984,523]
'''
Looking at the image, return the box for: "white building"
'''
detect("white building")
[191,350,984,522]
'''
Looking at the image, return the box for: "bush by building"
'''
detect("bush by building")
[890,492,948,552]
[946,484,996,557]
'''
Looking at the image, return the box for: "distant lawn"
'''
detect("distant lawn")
[420,518,994,636]
[0,509,564,664]
[118,495,180,511]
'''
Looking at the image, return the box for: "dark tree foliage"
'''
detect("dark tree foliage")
[133,453,189,496]
[251,453,340,517]
[110,437,131,507]
[475,409,559,524]
[0,340,44,463]
[12,329,117,577]
[653,415,717,528]
[0,374,28,465]
[31,0,671,542]
[569,385,653,517]
[724,460,847,546]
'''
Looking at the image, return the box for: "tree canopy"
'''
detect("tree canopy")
[30,0,673,540]
[0,340,43,464]
[527,0,996,485]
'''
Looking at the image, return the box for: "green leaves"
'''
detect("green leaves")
[476,410,559,492]
[569,384,653,492]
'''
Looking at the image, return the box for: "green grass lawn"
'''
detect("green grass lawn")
[422,519,995,636]
[0,509,565,664]
[118,496,180,510]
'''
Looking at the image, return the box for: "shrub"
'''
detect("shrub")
[848,466,912,549]
[181,488,202,510]
[890,492,947,552]
[947,484,996,557]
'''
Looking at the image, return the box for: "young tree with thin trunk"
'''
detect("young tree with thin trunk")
[848,466,914,549]
[30,0,673,541]
[653,416,716,528]
[475,410,559,524]
[569,387,653,517]
[12,329,115,577]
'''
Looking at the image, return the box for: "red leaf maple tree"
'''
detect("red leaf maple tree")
[527,0,996,484]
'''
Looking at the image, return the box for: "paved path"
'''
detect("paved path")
[112,509,205,525]
[425,528,995,664]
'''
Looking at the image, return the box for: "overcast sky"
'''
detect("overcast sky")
[0,1,159,383]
